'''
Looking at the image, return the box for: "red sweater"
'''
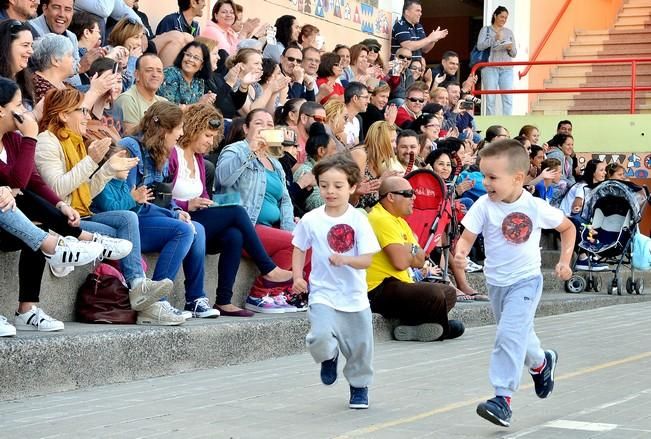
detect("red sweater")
[0,132,61,206]
[316,77,344,104]
[395,106,415,129]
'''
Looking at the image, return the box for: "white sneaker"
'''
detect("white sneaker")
[465,257,483,273]
[14,306,64,332]
[49,264,75,278]
[0,315,16,337]
[92,233,133,260]
[136,301,185,326]
[160,301,193,320]
[129,278,174,311]
[44,237,103,270]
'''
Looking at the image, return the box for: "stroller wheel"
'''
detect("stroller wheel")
[634,279,644,295]
[626,277,634,294]
[565,275,586,294]
[590,275,601,292]
[611,277,623,296]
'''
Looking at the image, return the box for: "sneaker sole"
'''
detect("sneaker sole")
[191,311,220,318]
[476,405,511,427]
[130,280,174,312]
[539,350,558,399]
[394,323,444,342]
[244,303,286,314]
[349,403,369,409]
[14,324,64,332]
[0,328,16,337]
[136,317,184,326]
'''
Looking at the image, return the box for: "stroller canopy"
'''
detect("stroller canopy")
[581,180,647,223]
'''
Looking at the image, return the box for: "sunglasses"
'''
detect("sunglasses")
[368,47,380,53]
[397,54,412,61]
[309,114,326,123]
[407,97,425,104]
[286,56,303,63]
[380,189,415,199]
[9,19,26,35]
[208,119,221,129]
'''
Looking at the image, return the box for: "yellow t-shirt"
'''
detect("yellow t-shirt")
[366,203,416,291]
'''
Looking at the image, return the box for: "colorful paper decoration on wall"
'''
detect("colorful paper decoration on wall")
[265,0,391,37]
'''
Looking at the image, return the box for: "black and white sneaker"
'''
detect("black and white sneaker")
[43,237,103,270]
[92,233,133,260]
[476,396,512,427]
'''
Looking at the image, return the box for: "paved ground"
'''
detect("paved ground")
[2,302,651,439]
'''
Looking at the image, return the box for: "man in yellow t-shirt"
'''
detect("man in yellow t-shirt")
[366,176,462,342]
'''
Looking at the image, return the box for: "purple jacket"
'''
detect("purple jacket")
[167,147,209,211]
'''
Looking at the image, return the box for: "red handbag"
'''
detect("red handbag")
[75,263,137,324]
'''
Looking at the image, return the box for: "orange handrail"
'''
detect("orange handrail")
[470,58,651,114]
[519,0,573,80]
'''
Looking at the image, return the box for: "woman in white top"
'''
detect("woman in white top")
[168,103,292,316]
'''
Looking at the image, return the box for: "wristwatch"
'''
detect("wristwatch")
[410,244,420,256]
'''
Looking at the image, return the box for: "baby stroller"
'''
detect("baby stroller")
[565,180,650,295]
[404,168,464,283]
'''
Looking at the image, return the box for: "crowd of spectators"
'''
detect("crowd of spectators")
[0,0,629,340]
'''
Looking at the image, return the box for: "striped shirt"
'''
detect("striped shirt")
[391,16,427,60]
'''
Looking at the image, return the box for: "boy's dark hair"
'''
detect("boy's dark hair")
[478,139,529,174]
[69,11,101,40]
[540,158,561,172]
[312,153,362,187]
[529,144,543,159]
[557,119,572,130]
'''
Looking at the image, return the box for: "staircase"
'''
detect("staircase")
[531,0,651,115]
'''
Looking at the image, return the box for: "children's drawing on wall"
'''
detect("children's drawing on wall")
[577,153,650,179]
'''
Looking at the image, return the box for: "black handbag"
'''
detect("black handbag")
[136,139,174,208]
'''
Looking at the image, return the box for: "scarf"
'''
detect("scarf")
[58,128,93,217]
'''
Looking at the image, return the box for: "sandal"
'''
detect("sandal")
[467,291,490,302]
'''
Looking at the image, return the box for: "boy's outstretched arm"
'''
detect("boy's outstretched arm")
[453,229,478,268]
[555,217,576,280]
[329,253,374,269]
[292,247,308,293]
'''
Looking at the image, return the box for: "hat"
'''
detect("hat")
[360,38,381,50]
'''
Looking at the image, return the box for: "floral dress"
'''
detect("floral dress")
[157,66,205,105]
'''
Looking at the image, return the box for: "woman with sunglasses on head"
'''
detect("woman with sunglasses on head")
[168,104,293,317]
[157,41,216,108]
[0,20,35,107]
[216,109,311,313]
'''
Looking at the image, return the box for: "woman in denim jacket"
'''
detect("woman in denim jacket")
[216,109,310,312]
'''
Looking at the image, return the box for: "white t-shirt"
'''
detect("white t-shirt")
[292,204,381,312]
[559,182,587,216]
[343,117,360,146]
[171,146,203,201]
[461,190,565,287]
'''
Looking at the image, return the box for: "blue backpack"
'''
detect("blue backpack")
[632,232,651,271]
[470,45,490,67]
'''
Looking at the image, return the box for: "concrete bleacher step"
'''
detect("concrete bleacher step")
[1,292,649,402]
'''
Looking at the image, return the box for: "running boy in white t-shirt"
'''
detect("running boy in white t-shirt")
[454,139,575,427]
[292,153,381,409]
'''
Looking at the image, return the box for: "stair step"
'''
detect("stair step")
[613,23,651,30]
[1,292,649,401]
[550,64,651,76]
[565,46,651,56]
[570,39,651,48]
[544,77,651,87]
[618,7,651,17]
[614,16,651,27]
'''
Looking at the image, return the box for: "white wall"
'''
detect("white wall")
[482,0,531,116]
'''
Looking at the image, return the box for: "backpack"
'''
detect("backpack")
[632,232,651,271]
[76,263,137,324]
[470,27,491,68]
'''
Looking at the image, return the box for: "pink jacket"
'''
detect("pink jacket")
[200,20,239,56]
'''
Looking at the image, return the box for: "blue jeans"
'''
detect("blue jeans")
[482,67,513,115]
[80,210,143,285]
[0,206,48,251]
[138,214,206,303]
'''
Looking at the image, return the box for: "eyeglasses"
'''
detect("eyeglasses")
[368,47,380,53]
[355,94,370,100]
[409,66,423,72]
[407,97,425,104]
[397,54,412,61]
[208,119,222,129]
[74,107,90,116]
[183,52,203,63]
[424,124,440,128]
[286,56,303,63]
[379,189,415,199]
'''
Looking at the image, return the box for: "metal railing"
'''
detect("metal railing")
[470,58,651,114]
[519,0,573,79]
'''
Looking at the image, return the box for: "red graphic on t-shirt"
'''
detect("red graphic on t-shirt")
[327,224,355,253]
[501,212,533,244]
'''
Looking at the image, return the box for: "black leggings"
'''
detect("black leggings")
[369,277,457,328]
[190,205,277,305]
[0,190,83,303]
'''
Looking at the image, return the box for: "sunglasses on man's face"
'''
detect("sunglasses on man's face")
[286,56,303,63]
[380,189,415,199]
[407,97,425,104]
[397,54,412,61]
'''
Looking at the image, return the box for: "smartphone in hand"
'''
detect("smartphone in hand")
[11,111,24,124]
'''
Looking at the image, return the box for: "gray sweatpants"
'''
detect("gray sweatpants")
[487,274,546,397]
[306,303,374,388]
